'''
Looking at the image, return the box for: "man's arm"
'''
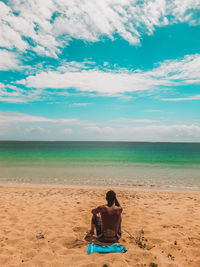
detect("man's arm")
[91,205,103,215]
[115,197,120,207]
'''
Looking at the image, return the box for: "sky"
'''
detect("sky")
[0,0,200,142]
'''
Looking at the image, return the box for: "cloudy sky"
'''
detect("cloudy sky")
[0,0,200,141]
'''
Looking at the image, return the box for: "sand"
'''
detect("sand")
[0,184,199,267]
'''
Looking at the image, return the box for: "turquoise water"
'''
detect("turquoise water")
[0,141,200,190]
[1,141,200,164]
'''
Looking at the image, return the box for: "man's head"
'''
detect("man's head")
[106,190,116,204]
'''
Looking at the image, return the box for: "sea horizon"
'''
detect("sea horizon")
[1,140,200,143]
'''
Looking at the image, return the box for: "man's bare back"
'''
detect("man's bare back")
[90,190,122,242]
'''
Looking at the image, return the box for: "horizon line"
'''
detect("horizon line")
[0,140,200,144]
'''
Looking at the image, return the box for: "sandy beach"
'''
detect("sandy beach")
[0,184,199,267]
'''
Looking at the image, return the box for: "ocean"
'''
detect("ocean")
[0,141,200,191]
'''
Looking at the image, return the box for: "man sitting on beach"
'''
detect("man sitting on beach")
[89,190,122,243]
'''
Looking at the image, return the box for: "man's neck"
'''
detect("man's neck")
[107,201,115,207]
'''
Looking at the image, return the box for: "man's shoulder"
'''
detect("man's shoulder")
[99,204,123,213]
[115,206,123,213]
[106,205,123,213]
[97,205,107,211]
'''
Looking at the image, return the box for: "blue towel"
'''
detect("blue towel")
[87,243,127,254]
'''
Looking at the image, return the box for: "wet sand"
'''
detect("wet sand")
[0,184,199,266]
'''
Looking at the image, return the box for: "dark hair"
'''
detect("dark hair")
[106,190,120,206]
[106,190,116,202]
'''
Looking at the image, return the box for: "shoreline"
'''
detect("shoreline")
[0,181,200,193]
[1,161,200,193]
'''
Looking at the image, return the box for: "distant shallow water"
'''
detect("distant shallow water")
[0,141,200,191]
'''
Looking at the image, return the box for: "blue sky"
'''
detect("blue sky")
[0,0,200,141]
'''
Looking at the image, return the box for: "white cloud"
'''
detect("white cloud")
[0,50,20,70]
[143,109,161,113]
[15,54,200,95]
[111,118,157,123]
[0,97,29,103]
[162,95,200,101]
[87,126,115,136]
[0,110,92,140]
[0,0,59,57]
[71,103,91,107]
[0,111,92,126]
[0,83,43,103]
[1,0,200,57]
[16,68,171,94]
[0,111,200,141]
[1,53,200,102]
[0,111,53,123]
[62,128,73,135]
[149,54,200,82]
[85,124,200,141]
[171,0,200,24]
[51,0,200,46]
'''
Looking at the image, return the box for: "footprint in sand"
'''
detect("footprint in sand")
[73,226,87,232]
